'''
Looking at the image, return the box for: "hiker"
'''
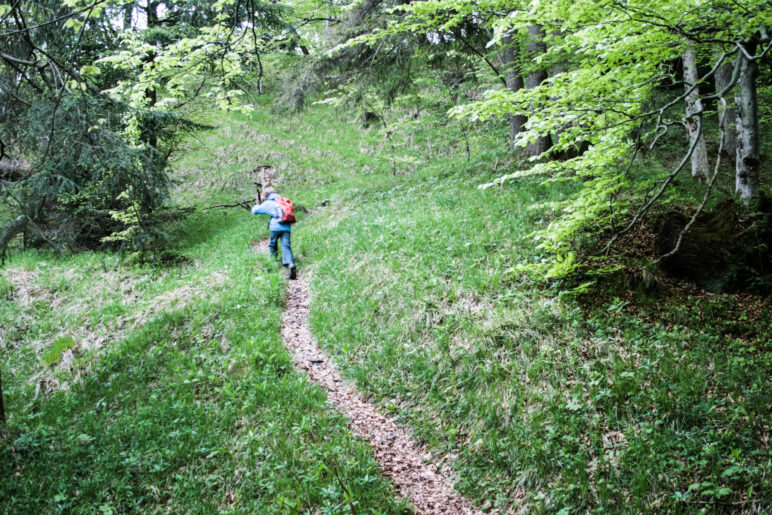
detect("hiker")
[251,186,297,279]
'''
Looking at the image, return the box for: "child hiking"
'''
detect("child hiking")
[251,186,297,279]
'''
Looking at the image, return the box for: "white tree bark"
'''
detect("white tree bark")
[715,59,737,157]
[735,44,760,202]
[683,49,710,180]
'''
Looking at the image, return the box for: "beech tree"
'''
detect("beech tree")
[500,32,526,152]
[343,0,769,281]
[715,59,738,157]
[523,24,551,158]
[735,39,761,201]
[683,49,709,180]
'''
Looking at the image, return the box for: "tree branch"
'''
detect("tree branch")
[203,200,253,211]
[654,99,728,264]
[0,0,109,37]
[453,31,507,87]
[603,114,704,254]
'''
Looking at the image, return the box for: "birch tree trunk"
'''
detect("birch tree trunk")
[501,34,526,153]
[735,42,760,203]
[524,25,552,158]
[123,3,133,30]
[683,49,710,180]
[715,59,737,157]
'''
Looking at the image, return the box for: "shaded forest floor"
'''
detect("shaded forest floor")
[2,92,771,512]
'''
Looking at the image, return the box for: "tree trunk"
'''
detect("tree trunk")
[0,367,4,423]
[0,215,27,263]
[524,25,551,158]
[146,1,159,26]
[123,2,133,30]
[501,34,526,153]
[683,49,709,180]
[715,59,737,157]
[735,41,760,203]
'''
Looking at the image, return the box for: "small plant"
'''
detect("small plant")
[0,275,13,299]
[41,336,76,367]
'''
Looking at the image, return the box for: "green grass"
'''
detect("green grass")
[3,87,771,513]
[41,335,76,367]
[1,200,406,512]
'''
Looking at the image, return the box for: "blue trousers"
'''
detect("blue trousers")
[269,230,294,266]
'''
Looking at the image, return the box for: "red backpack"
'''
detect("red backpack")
[274,196,296,224]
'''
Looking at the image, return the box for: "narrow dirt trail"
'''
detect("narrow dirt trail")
[280,273,482,514]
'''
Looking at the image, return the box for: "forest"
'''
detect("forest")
[1,0,770,512]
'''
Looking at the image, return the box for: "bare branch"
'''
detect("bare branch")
[654,99,728,264]
[603,114,704,254]
[203,200,253,211]
[0,50,38,67]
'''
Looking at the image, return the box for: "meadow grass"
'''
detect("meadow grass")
[2,91,770,513]
[1,190,405,512]
[225,98,771,512]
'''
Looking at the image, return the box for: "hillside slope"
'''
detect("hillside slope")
[0,131,405,511]
[227,97,771,512]
[2,93,771,513]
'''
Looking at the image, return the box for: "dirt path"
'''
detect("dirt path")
[280,273,481,514]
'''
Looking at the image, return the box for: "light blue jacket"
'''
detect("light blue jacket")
[251,193,292,232]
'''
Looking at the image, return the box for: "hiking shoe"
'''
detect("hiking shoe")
[288,264,297,280]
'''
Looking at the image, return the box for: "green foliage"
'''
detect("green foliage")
[1,0,292,257]
[2,93,174,251]
[333,0,772,281]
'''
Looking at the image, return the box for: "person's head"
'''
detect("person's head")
[263,186,276,198]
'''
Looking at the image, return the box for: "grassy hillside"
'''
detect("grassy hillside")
[216,95,771,512]
[0,179,405,511]
[2,90,771,513]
